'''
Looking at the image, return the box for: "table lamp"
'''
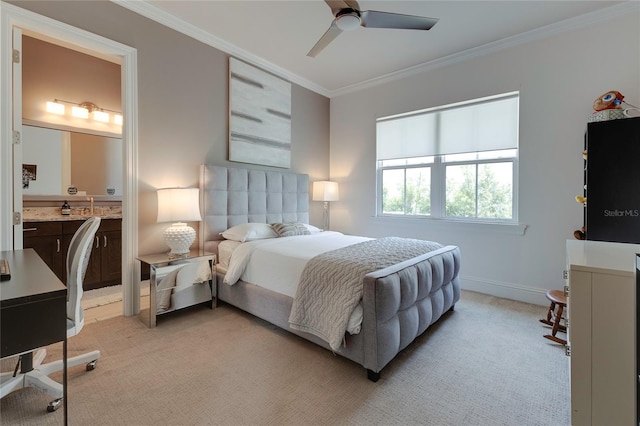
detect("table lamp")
[157,187,201,258]
[312,181,339,231]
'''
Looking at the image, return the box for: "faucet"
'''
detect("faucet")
[87,197,94,216]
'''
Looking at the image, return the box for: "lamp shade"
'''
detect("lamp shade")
[157,188,201,257]
[312,181,339,202]
[157,188,202,223]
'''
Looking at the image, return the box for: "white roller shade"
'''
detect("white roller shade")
[439,96,518,155]
[377,113,436,160]
[377,93,518,160]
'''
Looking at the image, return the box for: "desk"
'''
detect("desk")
[0,249,68,422]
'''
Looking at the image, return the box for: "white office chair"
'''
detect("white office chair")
[0,216,102,412]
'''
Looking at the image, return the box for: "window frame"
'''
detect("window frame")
[376,94,520,224]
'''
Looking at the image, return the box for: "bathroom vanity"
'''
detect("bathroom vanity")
[22,201,122,290]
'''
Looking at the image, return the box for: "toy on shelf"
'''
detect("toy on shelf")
[589,90,640,122]
[593,91,624,111]
[574,194,586,239]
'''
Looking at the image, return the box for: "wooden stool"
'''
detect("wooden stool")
[539,289,567,345]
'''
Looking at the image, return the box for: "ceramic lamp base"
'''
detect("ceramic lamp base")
[163,222,195,258]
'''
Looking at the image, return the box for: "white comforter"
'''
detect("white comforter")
[223,231,370,292]
[222,231,371,334]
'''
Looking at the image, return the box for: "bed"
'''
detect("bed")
[200,165,461,381]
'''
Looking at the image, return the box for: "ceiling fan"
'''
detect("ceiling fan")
[307,0,439,58]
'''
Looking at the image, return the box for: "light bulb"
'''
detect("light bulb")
[72,106,89,119]
[46,101,65,115]
[93,110,110,123]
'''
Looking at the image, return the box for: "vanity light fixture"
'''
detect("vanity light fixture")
[45,99,122,126]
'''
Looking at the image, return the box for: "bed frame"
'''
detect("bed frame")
[200,165,461,381]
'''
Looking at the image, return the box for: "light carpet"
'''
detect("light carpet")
[0,290,570,426]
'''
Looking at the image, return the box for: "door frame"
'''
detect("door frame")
[0,2,141,316]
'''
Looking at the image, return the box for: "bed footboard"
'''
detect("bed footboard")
[216,245,461,382]
[361,245,461,378]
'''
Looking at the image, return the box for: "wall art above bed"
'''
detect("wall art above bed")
[229,57,292,169]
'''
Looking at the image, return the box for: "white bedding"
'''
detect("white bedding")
[220,231,371,334]
[218,240,241,270]
[223,231,370,292]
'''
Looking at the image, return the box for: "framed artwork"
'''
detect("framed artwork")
[22,164,37,188]
[229,58,292,168]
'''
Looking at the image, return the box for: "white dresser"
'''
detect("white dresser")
[566,240,638,426]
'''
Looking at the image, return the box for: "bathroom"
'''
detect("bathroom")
[20,32,123,289]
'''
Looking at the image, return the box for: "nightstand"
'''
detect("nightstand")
[137,249,215,328]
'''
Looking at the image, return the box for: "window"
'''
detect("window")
[377,92,519,222]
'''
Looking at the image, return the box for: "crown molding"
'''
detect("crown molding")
[111,0,331,97]
[329,1,640,97]
[112,0,638,99]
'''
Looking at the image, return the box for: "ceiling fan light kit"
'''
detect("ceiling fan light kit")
[335,10,361,31]
[307,0,439,57]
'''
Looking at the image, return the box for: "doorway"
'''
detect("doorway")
[0,3,140,316]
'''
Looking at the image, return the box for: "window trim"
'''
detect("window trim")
[440,155,518,222]
[372,214,528,236]
[376,92,520,225]
[377,153,519,224]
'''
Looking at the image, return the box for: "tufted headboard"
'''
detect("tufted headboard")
[200,165,310,251]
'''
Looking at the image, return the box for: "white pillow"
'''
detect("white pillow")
[303,223,322,233]
[220,223,277,242]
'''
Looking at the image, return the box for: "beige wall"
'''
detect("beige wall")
[10,0,330,256]
[329,11,640,305]
[22,35,122,136]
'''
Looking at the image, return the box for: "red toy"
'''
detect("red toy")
[593,91,625,111]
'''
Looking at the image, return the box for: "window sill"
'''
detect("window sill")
[372,216,528,236]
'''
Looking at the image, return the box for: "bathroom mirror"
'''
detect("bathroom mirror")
[21,125,122,197]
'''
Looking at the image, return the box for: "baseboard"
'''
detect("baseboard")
[460,275,548,306]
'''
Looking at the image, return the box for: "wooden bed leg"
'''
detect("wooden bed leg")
[367,369,380,382]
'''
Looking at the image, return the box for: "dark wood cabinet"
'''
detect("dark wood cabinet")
[98,220,122,287]
[25,219,122,290]
[23,221,64,282]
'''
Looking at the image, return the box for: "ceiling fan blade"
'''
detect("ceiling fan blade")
[360,10,439,30]
[342,0,361,11]
[324,0,353,16]
[307,23,343,58]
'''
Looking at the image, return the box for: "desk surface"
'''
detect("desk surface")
[0,249,66,308]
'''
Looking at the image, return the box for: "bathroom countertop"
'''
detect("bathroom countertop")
[23,207,122,222]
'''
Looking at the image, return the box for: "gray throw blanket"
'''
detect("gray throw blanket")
[289,237,443,351]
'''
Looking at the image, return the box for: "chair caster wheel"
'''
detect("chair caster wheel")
[86,360,97,371]
[47,397,63,412]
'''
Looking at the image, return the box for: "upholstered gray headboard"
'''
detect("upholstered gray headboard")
[200,165,309,248]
